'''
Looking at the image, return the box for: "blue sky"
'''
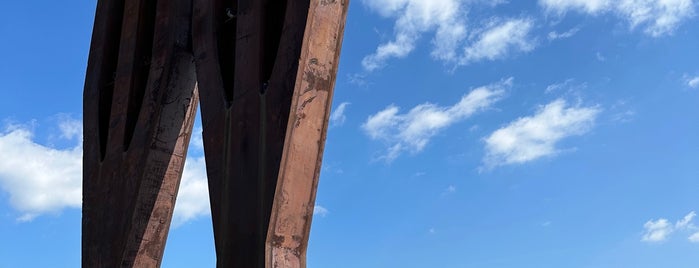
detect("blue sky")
[1,0,699,267]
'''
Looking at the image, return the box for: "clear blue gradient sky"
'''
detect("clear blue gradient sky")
[1,1,699,267]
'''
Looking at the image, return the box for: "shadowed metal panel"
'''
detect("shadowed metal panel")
[82,0,197,266]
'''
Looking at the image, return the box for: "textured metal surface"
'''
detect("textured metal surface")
[266,0,349,267]
[83,0,347,267]
[82,0,197,266]
[193,0,312,266]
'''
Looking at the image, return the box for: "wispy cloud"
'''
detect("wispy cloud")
[330,102,351,127]
[539,0,696,37]
[483,99,600,169]
[617,0,696,36]
[689,232,699,243]
[0,116,211,225]
[460,18,537,65]
[314,205,329,217]
[361,0,467,71]
[686,75,699,88]
[547,26,581,41]
[610,109,636,123]
[544,78,584,93]
[57,115,82,140]
[360,0,692,71]
[596,52,607,62]
[363,78,510,161]
[190,126,204,152]
[642,211,697,243]
[676,211,696,229]
[539,0,613,14]
[442,185,457,196]
[360,1,536,71]
[642,218,674,242]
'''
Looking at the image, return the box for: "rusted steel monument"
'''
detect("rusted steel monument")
[82,0,348,267]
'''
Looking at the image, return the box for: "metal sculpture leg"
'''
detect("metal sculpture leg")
[82,0,197,266]
[265,2,348,266]
[192,0,313,266]
[83,0,348,267]
[192,1,348,266]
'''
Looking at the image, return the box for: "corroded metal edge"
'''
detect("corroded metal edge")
[266,0,349,267]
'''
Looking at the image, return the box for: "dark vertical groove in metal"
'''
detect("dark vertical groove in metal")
[260,0,287,86]
[257,91,268,267]
[219,0,238,105]
[258,3,278,266]
[97,0,125,161]
[123,0,158,150]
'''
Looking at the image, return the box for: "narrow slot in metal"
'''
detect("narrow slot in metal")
[218,0,239,106]
[97,0,127,161]
[123,0,158,151]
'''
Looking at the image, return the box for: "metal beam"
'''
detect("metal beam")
[82,0,198,266]
[83,0,348,267]
[266,1,348,266]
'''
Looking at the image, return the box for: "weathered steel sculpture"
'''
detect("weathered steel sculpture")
[82,0,348,267]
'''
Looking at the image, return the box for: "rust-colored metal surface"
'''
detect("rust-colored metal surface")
[266,0,348,266]
[82,0,348,267]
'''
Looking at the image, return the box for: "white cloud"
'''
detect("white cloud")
[348,73,369,87]
[313,205,329,217]
[545,78,578,93]
[687,76,699,88]
[360,1,536,70]
[361,0,693,70]
[547,26,581,40]
[0,117,211,226]
[619,0,696,37]
[642,218,674,242]
[642,211,698,243]
[0,120,82,221]
[539,0,696,37]
[676,211,696,229]
[361,0,467,71]
[540,0,613,14]
[330,102,351,127]
[461,18,536,64]
[57,115,82,140]
[689,232,699,243]
[363,78,510,161]
[483,99,600,168]
[171,156,210,226]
